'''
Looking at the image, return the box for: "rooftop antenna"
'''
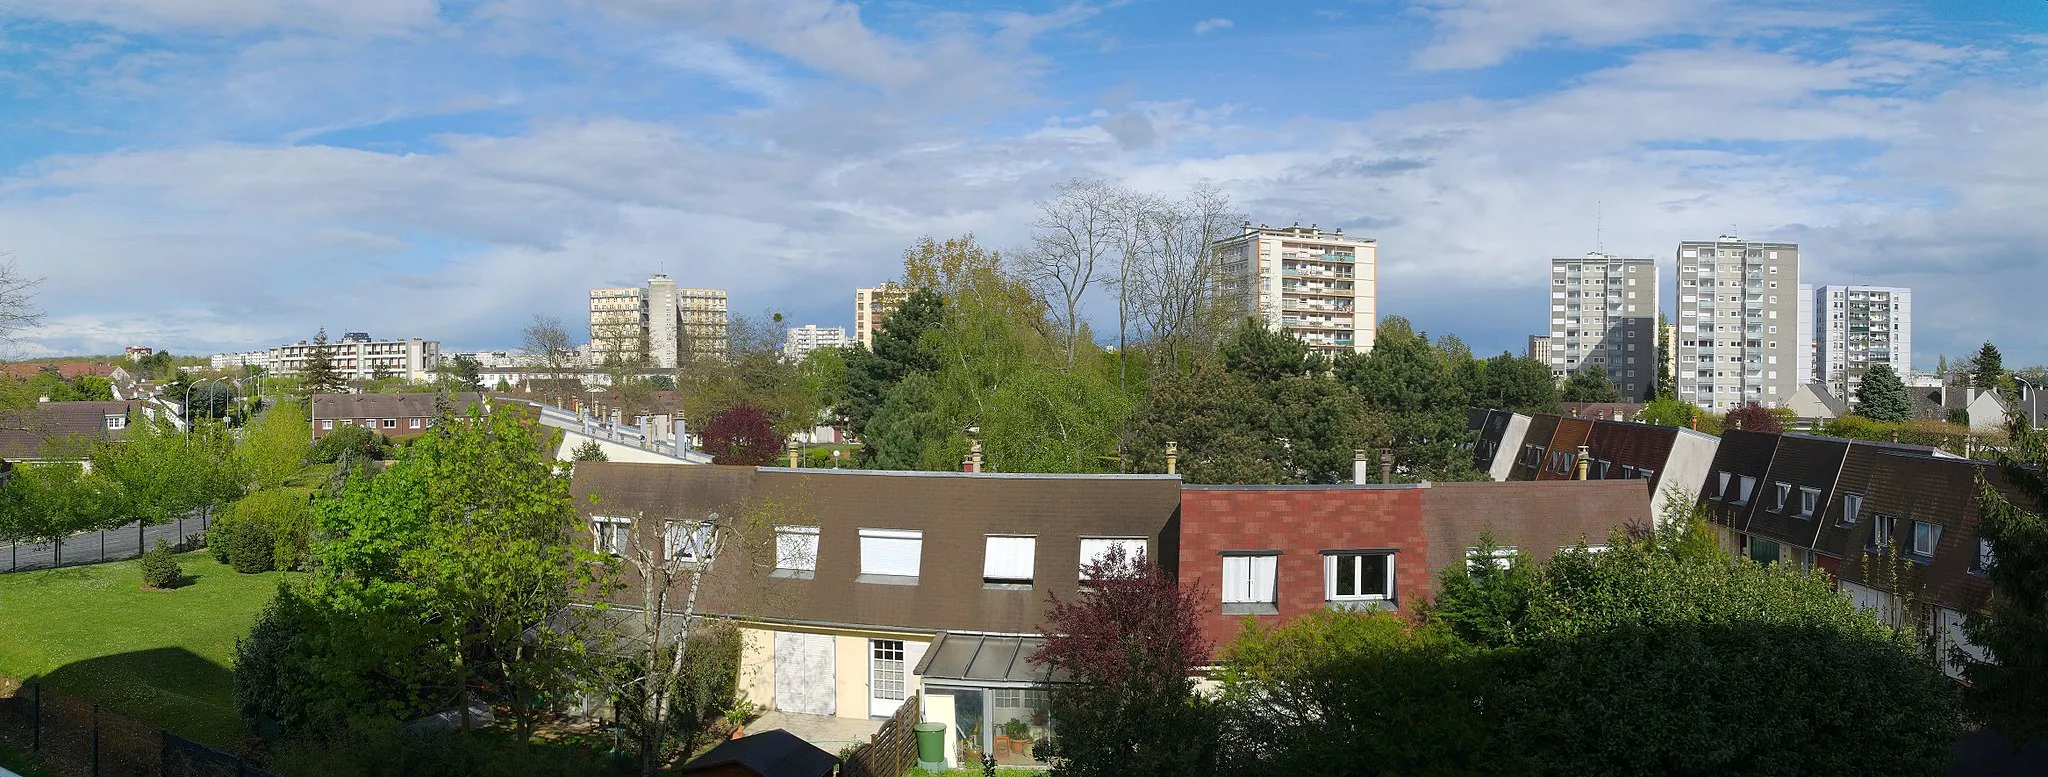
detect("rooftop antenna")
[1595,200,1603,254]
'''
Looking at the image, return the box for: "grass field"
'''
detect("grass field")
[0,551,288,748]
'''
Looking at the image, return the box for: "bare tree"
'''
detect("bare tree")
[1107,187,1162,392]
[1022,178,1119,369]
[522,314,581,408]
[1130,183,1245,376]
[0,257,45,347]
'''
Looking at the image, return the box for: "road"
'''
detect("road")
[0,516,211,574]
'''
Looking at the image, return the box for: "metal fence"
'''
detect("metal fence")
[0,517,209,575]
[839,693,921,777]
[0,679,280,777]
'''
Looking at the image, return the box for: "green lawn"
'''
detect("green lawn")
[0,551,289,748]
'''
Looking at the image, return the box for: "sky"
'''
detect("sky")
[0,0,2044,369]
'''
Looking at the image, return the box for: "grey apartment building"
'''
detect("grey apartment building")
[1813,284,1912,402]
[1546,253,1659,400]
[1674,238,1802,412]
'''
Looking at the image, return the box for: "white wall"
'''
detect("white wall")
[1488,414,1531,481]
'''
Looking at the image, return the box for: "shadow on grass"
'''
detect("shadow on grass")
[20,646,241,749]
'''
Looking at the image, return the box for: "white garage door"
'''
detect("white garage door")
[775,632,836,716]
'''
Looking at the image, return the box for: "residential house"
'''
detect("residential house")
[568,464,1183,770]
[0,400,139,464]
[309,392,486,440]
[1785,382,1848,426]
[1482,409,1720,522]
[1178,479,1651,654]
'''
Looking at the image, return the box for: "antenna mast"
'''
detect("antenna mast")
[1596,201,1603,253]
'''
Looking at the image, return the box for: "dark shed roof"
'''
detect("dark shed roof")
[679,729,837,777]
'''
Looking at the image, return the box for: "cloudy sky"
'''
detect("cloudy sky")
[0,0,2043,368]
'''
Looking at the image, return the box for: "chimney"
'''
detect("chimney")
[1380,449,1394,485]
[1353,449,1369,485]
[787,438,800,468]
[1165,441,1179,475]
[1576,445,1590,480]
[966,426,983,473]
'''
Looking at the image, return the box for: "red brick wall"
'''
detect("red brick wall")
[1178,486,1430,656]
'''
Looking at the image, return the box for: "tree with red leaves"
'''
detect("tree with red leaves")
[702,403,779,466]
[1724,402,1784,434]
[1029,543,1219,776]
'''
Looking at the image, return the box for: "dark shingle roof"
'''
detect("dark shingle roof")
[0,401,136,460]
[679,729,837,777]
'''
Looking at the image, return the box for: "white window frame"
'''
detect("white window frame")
[1873,514,1894,549]
[593,516,631,556]
[665,520,715,565]
[409,418,423,429]
[1978,537,1996,571]
[1771,482,1792,513]
[859,528,924,579]
[104,415,126,430]
[1466,546,1518,573]
[1798,487,1820,518]
[381,418,397,429]
[1717,471,1733,500]
[1221,553,1278,606]
[1080,537,1146,580]
[321,419,335,430]
[1735,476,1757,506]
[775,525,820,573]
[1912,521,1942,557]
[983,535,1037,585]
[1325,551,1395,601]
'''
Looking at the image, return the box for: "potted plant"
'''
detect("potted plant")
[1001,718,1031,755]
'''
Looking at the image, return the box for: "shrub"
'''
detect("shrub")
[217,490,316,573]
[230,517,276,573]
[312,424,392,464]
[140,539,182,589]
[208,517,238,564]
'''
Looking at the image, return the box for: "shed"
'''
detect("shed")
[679,729,838,777]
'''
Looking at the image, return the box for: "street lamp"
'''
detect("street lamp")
[184,377,235,439]
[832,449,842,469]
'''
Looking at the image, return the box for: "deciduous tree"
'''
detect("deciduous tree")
[1559,369,1622,403]
[702,404,778,466]
[1335,317,1480,482]
[1724,402,1783,433]
[240,400,312,491]
[1962,421,2048,742]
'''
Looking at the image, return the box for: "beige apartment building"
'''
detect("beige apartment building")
[1211,223,1377,355]
[1674,238,1803,412]
[588,274,728,368]
[1547,253,1660,400]
[854,283,910,351]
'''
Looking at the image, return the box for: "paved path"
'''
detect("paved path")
[0,516,210,574]
[750,710,883,752]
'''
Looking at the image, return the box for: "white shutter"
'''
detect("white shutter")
[776,526,820,572]
[1221,556,1251,603]
[982,536,1035,582]
[860,529,923,577]
[1249,555,1277,603]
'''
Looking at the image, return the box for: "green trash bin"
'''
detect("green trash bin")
[914,722,947,770]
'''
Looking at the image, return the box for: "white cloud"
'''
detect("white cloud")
[1192,18,1233,35]
[0,0,442,35]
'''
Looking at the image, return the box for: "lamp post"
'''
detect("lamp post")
[184,378,234,440]
[832,449,842,469]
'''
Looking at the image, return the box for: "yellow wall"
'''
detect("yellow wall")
[834,635,870,719]
[737,626,776,711]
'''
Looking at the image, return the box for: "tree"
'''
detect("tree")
[1853,363,1913,422]
[1470,352,1561,414]
[1653,313,1673,400]
[1127,184,1244,377]
[522,314,581,408]
[300,329,347,395]
[444,354,484,393]
[1023,178,1117,369]
[1559,369,1622,403]
[1724,402,1783,433]
[96,416,244,541]
[1030,543,1218,777]
[838,287,943,451]
[702,404,778,466]
[572,439,608,462]
[239,399,312,490]
[1636,397,1703,428]
[0,462,122,554]
[1971,341,2008,394]
[1335,317,1479,482]
[1962,420,2048,742]
[140,539,183,589]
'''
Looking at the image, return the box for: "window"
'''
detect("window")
[774,526,819,574]
[1872,514,1895,550]
[1221,553,1278,615]
[1976,537,1996,573]
[1912,521,1942,558]
[593,516,630,555]
[409,418,423,429]
[983,535,1036,586]
[1847,493,1874,531]
[1770,482,1792,513]
[1080,538,1145,578]
[104,415,126,430]
[859,529,923,580]
[1798,487,1819,518]
[871,639,906,704]
[665,521,715,564]
[1717,471,1733,500]
[321,419,335,430]
[1734,476,1757,506]
[1325,552,1394,601]
[1467,546,1518,573]
[381,419,397,429]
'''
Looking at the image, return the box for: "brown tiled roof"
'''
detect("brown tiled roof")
[309,392,485,421]
[0,400,137,460]
[0,362,117,380]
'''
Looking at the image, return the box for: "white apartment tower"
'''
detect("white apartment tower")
[1211,223,1377,355]
[1674,238,1803,412]
[1813,285,1912,402]
[854,283,910,351]
[783,325,849,362]
[589,273,728,369]
[1546,253,1660,400]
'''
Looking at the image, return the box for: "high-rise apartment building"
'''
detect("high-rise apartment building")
[783,324,848,362]
[1526,335,1552,363]
[1673,238,1802,412]
[265,333,441,383]
[854,283,910,351]
[1545,253,1659,399]
[1211,223,1377,355]
[1813,285,1912,402]
[589,274,728,368]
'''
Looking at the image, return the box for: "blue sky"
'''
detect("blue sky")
[0,0,2043,369]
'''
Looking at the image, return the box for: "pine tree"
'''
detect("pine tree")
[1972,341,2009,396]
[1853,363,1913,422]
[300,328,345,395]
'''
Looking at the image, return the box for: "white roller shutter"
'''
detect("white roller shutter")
[982,536,1035,583]
[861,529,923,577]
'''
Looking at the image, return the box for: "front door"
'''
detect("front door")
[774,632,835,716]
[869,639,905,717]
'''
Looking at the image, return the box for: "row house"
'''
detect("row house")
[308,392,486,440]
[1469,408,1720,523]
[1697,429,2028,677]
[570,462,1651,769]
